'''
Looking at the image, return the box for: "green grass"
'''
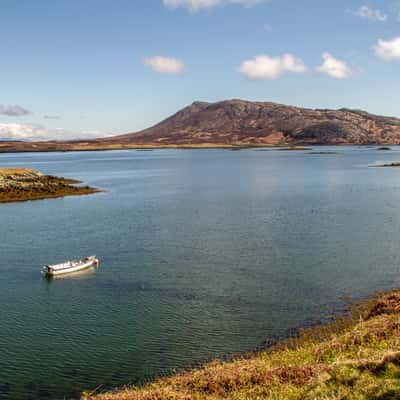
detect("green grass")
[85,290,400,400]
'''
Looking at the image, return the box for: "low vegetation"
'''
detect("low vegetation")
[0,168,99,202]
[85,290,400,400]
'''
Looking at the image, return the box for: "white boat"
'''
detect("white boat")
[42,256,99,277]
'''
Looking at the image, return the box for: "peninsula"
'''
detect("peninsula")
[2,100,400,152]
[0,168,99,202]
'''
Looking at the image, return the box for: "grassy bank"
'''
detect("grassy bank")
[85,290,400,400]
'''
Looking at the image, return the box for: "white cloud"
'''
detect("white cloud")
[239,53,308,80]
[143,56,185,74]
[80,130,104,137]
[163,0,267,11]
[375,37,400,61]
[316,52,352,79]
[0,123,103,141]
[354,5,387,21]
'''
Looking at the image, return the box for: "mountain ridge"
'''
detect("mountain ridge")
[2,99,400,152]
[96,99,400,146]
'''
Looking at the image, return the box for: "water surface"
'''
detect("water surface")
[1,147,400,399]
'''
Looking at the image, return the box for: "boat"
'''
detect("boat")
[42,256,99,277]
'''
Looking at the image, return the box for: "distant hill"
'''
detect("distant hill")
[2,99,400,152]
[97,99,400,146]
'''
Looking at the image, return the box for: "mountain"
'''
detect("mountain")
[97,99,400,146]
[2,100,400,153]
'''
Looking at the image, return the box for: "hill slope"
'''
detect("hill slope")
[99,99,400,146]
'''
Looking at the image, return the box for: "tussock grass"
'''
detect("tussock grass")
[85,290,400,400]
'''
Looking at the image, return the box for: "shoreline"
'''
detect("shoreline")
[84,287,400,399]
[0,143,308,154]
[0,168,100,203]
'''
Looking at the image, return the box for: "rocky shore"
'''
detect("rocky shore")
[0,168,99,202]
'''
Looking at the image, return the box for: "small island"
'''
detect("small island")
[277,146,313,151]
[0,168,99,203]
[308,152,339,155]
[370,163,400,168]
[255,146,313,152]
[377,147,392,151]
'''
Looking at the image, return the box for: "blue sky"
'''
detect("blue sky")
[1,0,400,140]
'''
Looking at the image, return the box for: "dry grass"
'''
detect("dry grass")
[85,290,400,400]
[0,168,39,176]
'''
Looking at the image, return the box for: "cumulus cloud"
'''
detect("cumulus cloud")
[0,123,104,141]
[143,56,185,74]
[354,5,387,21]
[375,37,400,61]
[239,53,308,80]
[316,52,352,79]
[163,0,267,11]
[0,123,59,140]
[0,105,31,117]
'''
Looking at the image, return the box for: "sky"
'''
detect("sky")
[1,0,400,140]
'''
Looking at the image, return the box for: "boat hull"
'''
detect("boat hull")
[43,257,98,277]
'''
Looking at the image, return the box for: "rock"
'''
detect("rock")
[0,168,99,202]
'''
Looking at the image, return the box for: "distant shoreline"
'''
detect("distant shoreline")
[0,143,304,153]
[0,142,396,154]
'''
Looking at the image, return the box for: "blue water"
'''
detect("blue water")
[1,147,400,399]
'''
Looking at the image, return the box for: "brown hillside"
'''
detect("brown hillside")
[99,99,400,146]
